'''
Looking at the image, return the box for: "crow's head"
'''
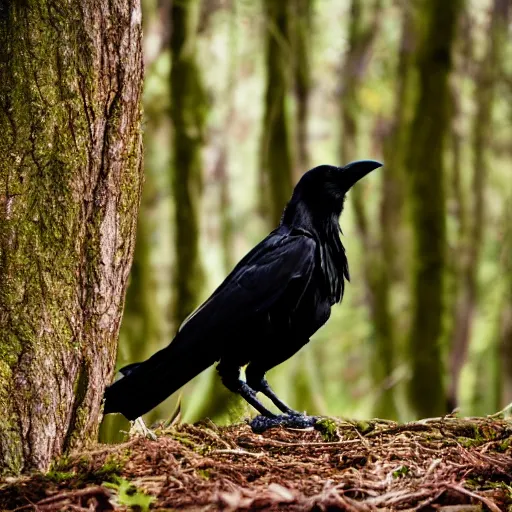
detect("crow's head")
[288,160,382,218]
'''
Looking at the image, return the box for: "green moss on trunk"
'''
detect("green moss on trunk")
[0,0,143,473]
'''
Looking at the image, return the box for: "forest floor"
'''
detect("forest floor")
[1,415,511,511]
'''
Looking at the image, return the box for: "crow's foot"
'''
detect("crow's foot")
[249,413,318,433]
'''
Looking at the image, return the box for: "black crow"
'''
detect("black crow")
[104,160,382,423]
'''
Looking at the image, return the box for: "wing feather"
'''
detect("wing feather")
[174,231,316,348]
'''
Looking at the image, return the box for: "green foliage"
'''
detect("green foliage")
[104,477,155,512]
[95,454,127,479]
[48,452,126,484]
[197,469,211,480]
[392,465,409,479]
[354,420,373,434]
[315,418,339,442]
[45,470,76,483]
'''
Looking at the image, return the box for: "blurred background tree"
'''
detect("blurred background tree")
[101,0,512,441]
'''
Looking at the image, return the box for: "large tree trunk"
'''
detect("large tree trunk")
[406,0,461,418]
[170,0,207,326]
[0,0,143,473]
[260,0,294,227]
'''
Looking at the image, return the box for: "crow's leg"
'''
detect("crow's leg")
[245,363,301,416]
[217,360,277,418]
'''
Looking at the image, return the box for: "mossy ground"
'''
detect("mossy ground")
[0,415,511,511]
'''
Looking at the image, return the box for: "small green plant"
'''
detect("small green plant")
[354,421,373,434]
[45,470,76,483]
[197,469,211,480]
[497,438,511,452]
[95,454,126,479]
[48,455,72,472]
[104,477,155,512]
[392,465,409,479]
[315,418,338,442]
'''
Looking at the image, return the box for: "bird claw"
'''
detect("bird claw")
[249,413,318,433]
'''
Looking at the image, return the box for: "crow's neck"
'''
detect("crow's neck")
[280,197,342,241]
[281,196,349,302]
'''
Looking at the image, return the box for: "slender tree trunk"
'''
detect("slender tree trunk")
[449,0,510,411]
[260,0,294,227]
[0,0,143,473]
[339,0,396,418]
[217,0,238,274]
[374,3,417,418]
[291,0,312,176]
[380,3,415,284]
[407,0,461,418]
[500,218,512,405]
[170,0,207,326]
[444,11,472,400]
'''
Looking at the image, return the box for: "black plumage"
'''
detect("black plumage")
[104,160,382,421]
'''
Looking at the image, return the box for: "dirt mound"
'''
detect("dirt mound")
[1,415,511,511]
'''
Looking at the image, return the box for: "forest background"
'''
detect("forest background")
[100,0,512,442]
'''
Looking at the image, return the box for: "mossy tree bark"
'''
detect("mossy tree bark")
[449,0,510,411]
[406,0,462,418]
[170,0,207,326]
[0,0,143,473]
[260,0,294,227]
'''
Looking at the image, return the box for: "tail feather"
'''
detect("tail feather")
[103,337,218,420]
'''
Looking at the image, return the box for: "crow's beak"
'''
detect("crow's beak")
[341,160,382,190]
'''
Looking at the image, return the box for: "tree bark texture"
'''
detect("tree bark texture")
[406,0,461,417]
[0,0,143,473]
[260,0,294,227]
[170,0,207,326]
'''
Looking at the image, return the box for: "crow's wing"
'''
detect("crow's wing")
[174,230,317,346]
